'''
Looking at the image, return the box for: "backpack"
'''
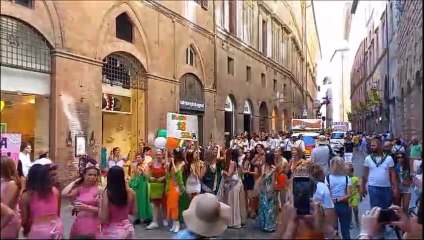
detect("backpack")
[326,175,349,202]
[327,145,336,167]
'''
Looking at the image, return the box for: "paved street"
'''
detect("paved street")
[35,150,416,239]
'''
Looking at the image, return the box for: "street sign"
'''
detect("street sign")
[302,109,307,117]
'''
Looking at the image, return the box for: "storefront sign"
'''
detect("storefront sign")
[167,113,198,141]
[179,100,205,111]
[0,133,21,165]
[179,73,205,112]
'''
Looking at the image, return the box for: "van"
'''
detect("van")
[330,131,346,153]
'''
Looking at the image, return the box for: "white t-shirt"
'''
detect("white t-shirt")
[364,155,395,187]
[19,152,32,177]
[282,139,293,151]
[108,159,125,169]
[294,140,306,152]
[313,182,334,209]
[325,175,352,198]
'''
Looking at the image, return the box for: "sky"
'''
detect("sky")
[314,0,350,62]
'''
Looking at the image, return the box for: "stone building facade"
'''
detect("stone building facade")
[395,0,423,139]
[0,0,320,184]
[214,0,320,145]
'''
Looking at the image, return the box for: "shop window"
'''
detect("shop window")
[262,19,268,54]
[116,13,133,43]
[185,46,196,66]
[9,0,33,8]
[227,57,234,75]
[229,0,237,35]
[273,79,277,92]
[261,73,266,88]
[0,93,49,159]
[246,66,251,82]
[0,16,51,73]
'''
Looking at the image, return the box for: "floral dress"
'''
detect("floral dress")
[258,169,277,232]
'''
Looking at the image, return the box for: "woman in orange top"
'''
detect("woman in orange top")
[146,149,167,230]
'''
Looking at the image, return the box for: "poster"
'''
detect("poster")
[0,133,22,165]
[291,119,323,130]
[166,113,198,141]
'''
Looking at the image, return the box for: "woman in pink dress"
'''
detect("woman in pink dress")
[0,156,22,238]
[62,158,101,238]
[98,166,136,239]
[20,164,63,239]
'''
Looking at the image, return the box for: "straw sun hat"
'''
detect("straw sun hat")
[316,135,329,145]
[183,193,231,237]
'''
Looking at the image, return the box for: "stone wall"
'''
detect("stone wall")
[396,0,423,140]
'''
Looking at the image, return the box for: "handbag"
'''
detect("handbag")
[149,182,164,199]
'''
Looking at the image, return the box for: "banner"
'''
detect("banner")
[166,113,198,141]
[0,133,22,165]
[291,119,322,130]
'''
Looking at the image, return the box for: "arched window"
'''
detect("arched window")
[185,46,196,66]
[102,52,146,89]
[116,13,133,43]
[0,16,51,72]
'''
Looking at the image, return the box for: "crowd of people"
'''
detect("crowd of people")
[0,130,422,239]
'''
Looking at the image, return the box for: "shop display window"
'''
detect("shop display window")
[0,91,49,159]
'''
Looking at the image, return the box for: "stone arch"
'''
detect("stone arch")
[101,51,147,90]
[0,15,52,73]
[0,1,63,48]
[243,99,254,134]
[177,39,207,87]
[259,102,269,132]
[271,106,279,131]
[94,1,151,71]
[179,73,205,108]
[224,94,237,142]
[282,109,289,131]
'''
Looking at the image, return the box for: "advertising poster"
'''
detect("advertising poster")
[166,113,199,141]
[0,133,22,165]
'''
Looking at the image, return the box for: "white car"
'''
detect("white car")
[330,131,346,153]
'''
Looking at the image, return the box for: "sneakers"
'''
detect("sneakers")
[163,219,169,227]
[146,221,159,230]
[173,221,180,233]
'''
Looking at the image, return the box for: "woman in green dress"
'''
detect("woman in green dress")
[129,154,152,224]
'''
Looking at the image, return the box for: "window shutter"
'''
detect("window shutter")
[201,0,208,10]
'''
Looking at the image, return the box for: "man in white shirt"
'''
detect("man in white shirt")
[269,134,280,150]
[19,144,33,177]
[249,135,260,150]
[281,135,293,161]
[360,138,399,209]
[294,135,306,153]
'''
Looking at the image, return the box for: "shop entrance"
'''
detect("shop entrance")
[101,52,146,159]
[0,16,52,158]
[243,100,253,135]
[179,73,205,145]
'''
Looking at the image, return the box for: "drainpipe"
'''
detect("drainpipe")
[385,4,391,133]
[212,0,218,143]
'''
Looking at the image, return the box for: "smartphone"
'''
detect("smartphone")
[292,176,313,215]
[378,209,400,223]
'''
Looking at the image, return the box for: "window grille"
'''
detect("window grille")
[0,16,51,73]
[102,52,146,89]
[9,0,33,8]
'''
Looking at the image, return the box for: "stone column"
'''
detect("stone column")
[50,50,103,186]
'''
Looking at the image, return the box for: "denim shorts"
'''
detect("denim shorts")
[368,185,393,209]
[399,183,412,194]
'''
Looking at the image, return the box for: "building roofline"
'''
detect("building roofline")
[311,0,322,59]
